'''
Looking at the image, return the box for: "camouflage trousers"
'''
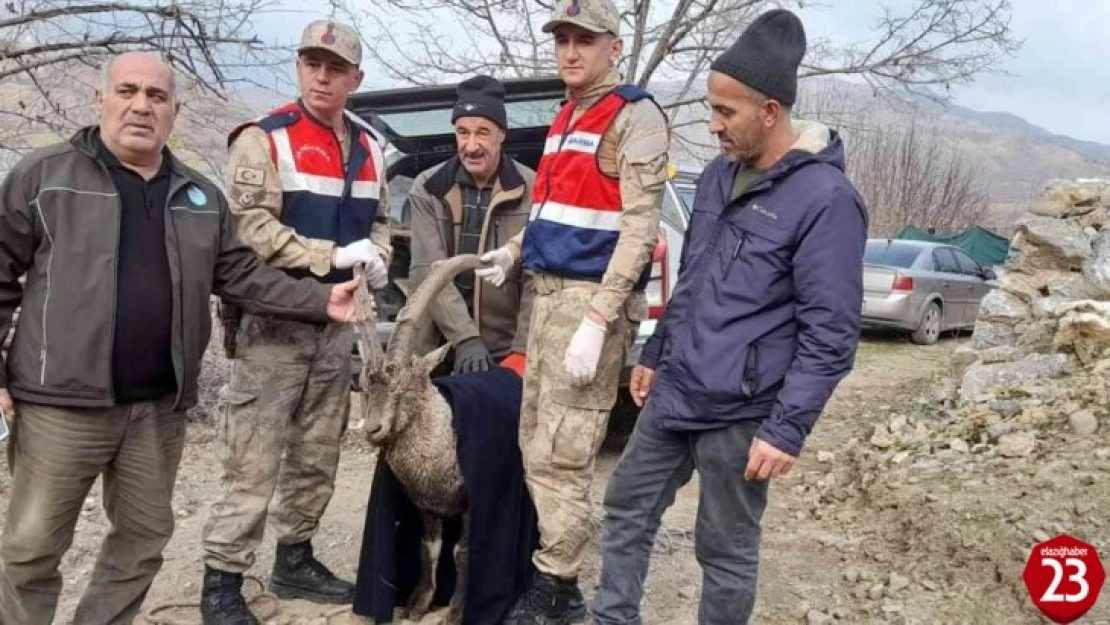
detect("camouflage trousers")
[201,313,353,573]
[520,275,636,579]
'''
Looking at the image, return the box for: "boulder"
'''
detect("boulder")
[1083,229,1110,298]
[1012,216,1091,271]
[959,353,1075,401]
[978,289,1030,325]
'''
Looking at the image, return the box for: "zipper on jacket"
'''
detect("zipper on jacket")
[34,197,54,386]
[724,232,746,281]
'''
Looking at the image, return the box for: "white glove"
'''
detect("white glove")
[476,247,515,287]
[564,316,607,386]
[335,239,388,289]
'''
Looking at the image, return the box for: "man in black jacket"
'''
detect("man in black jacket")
[0,51,364,625]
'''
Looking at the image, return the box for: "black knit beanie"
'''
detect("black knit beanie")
[709,9,806,106]
[452,75,508,129]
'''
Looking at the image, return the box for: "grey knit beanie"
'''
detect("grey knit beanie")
[710,9,807,106]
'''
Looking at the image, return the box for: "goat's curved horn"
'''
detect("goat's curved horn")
[353,263,385,379]
[386,254,482,364]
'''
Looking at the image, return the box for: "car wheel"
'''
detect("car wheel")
[910,301,941,345]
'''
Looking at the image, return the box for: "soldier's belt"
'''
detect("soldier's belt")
[531,273,602,295]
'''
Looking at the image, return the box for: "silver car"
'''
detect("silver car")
[862,239,997,344]
[345,77,692,396]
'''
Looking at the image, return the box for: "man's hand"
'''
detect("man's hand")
[453,337,493,374]
[334,239,388,289]
[564,315,607,386]
[476,247,514,287]
[629,365,655,407]
[326,277,371,323]
[744,437,796,481]
[0,388,13,424]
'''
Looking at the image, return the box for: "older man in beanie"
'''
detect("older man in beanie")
[199,19,391,624]
[474,1,671,623]
[406,75,536,375]
[592,8,867,624]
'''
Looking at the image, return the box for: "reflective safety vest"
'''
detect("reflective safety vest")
[522,84,652,289]
[231,99,385,283]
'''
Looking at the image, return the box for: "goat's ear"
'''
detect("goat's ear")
[421,343,452,374]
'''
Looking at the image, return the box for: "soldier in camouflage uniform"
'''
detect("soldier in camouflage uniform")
[199,20,392,625]
[476,1,671,623]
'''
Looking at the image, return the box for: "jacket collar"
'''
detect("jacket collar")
[70,125,192,182]
[293,98,353,136]
[425,152,526,199]
[566,69,621,109]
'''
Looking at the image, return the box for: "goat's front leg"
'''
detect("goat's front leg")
[446,512,469,625]
[407,512,443,620]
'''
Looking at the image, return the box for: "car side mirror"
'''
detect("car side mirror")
[981,268,996,281]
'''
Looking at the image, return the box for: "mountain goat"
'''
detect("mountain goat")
[352,254,484,624]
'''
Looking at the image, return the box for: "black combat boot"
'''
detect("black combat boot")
[200,566,259,625]
[504,571,577,625]
[268,540,355,604]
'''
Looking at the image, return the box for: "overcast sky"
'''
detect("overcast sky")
[255,0,1110,145]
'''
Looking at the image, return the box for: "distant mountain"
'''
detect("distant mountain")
[656,76,1110,231]
[942,104,1110,164]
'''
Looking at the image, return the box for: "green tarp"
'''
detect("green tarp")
[894,225,1010,267]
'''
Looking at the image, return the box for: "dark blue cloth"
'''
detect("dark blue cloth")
[639,129,868,456]
[352,367,538,624]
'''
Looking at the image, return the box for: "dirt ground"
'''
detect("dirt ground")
[2,330,1109,625]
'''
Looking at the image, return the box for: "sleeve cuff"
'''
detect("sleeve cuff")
[499,352,526,378]
[639,339,661,369]
[588,292,623,325]
[755,406,804,457]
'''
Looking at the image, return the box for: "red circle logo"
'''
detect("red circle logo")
[1023,534,1105,623]
[567,0,581,16]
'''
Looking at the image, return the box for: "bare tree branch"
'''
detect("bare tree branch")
[338,0,1017,136]
[0,0,286,173]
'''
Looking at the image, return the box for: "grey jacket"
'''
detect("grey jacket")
[407,155,536,359]
[0,127,332,410]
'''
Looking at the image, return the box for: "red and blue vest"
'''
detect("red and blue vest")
[522,85,653,289]
[231,99,385,283]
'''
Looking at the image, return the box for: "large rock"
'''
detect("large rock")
[1011,217,1092,272]
[1000,270,1090,303]
[1048,272,1093,300]
[1080,207,1110,229]
[1032,296,1072,320]
[1083,229,1110,298]
[959,353,1075,400]
[971,321,1018,350]
[1053,300,1110,365]
[978,289,1030,325]
[1031,180,1109,218]
[1016,319,1059,352]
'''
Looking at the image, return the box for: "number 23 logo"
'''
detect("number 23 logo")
[1041,558,1089,603]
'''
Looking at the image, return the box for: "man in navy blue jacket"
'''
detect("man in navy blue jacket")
[591,9,868,625]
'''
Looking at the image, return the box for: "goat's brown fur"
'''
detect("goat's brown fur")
[353,256,485,622]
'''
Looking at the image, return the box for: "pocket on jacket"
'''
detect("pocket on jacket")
[746,335,796,397]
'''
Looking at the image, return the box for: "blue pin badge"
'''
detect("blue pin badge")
[187,185,207,207]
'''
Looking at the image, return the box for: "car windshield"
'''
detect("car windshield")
[377,97,564,137]
[864,241,922,268]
